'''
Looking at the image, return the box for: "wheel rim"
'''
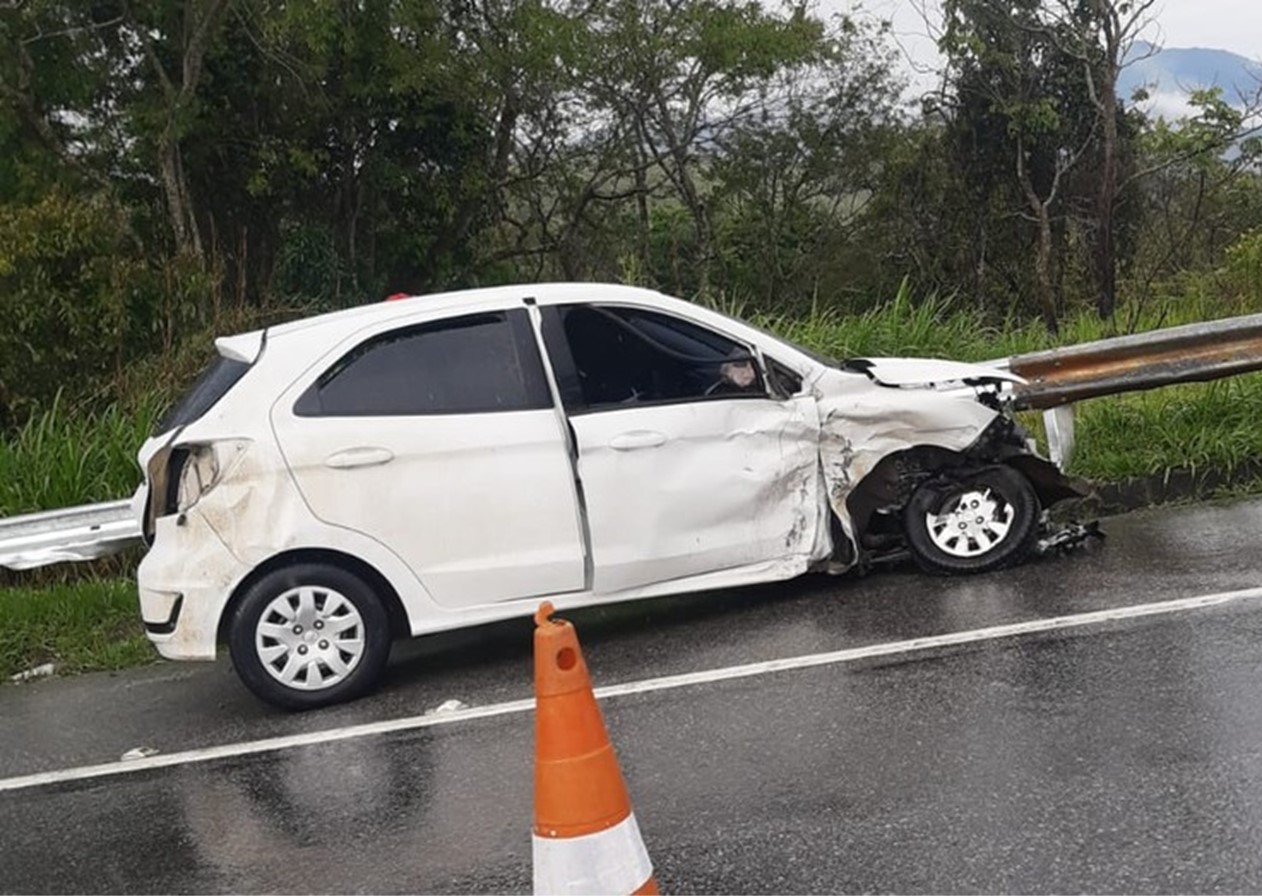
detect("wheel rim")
[925,487,1014,558]
[254,586,365,691]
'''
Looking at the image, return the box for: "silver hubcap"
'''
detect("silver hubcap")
[255,586,365,690]
[926,487,1013,558]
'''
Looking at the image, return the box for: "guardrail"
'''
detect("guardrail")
[1005,312,1262,470]
[2,311,1260,572]
[0,499,140,571]
[1008,313,1262,409]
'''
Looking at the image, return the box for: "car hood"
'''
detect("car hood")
[846,357,1025,388]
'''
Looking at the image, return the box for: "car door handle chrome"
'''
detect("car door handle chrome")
[609,430,667,451]
[324,447,395,469]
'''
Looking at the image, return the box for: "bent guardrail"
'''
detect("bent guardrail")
[0,499,140,571]
[1005,312,1262,470]
[1008,313,1262,410]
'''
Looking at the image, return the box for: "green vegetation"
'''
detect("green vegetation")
[4,280,1261,519]
[0,397,161,517]
[0,580,151,679]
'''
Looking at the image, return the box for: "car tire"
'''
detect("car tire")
[227,562,392,710]
[903,464,1039,576]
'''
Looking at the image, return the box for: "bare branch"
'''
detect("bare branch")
[19,15,123,47]
[180,0,231,102]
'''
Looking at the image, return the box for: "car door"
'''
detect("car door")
[271,307,586,608]
[540,302,822,594]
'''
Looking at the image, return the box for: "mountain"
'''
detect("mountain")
[1119,42,1261,118]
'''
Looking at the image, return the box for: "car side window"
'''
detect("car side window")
[549,304,766,411]
[295,310,551,416]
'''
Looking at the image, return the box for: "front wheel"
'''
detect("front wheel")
[227,563,392,710]
[903,465,1039,575]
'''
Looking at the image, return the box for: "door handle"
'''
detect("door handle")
[609,430,667,451]
[324,447,395,469]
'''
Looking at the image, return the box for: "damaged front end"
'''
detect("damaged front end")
[813,357,1096,575]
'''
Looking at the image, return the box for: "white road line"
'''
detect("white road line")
[3,585,1262,794]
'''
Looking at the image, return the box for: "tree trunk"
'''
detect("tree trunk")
[137,0,230,261]
[159,130,202,257]
[1018,140,1060,335]
[1034,206,1059,335]
[646,95,713,297]
[634,140,651,284]
[1094,77,1120,319]
[668,148,713,296]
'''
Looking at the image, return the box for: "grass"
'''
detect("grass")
[1070,376,1262,481]
[0,394,162,517]
[0,579,153,679]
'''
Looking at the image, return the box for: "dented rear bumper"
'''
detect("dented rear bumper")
[137,509,248,661]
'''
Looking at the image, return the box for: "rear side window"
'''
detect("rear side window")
[296,310,551,416]
[153,354,251,435]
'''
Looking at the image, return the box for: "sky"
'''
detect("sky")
[845,0,1262,100]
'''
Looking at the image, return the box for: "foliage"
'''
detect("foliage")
[0,191,212,425]
[0,0,1257,422]
[0,395,160,517]
[0,579,152,679]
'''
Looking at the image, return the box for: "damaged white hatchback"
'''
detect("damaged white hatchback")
[135,283,1085,709]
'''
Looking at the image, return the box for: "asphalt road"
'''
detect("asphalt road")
[4,497,1262,893]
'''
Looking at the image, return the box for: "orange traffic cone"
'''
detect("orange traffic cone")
[533,601,658,895]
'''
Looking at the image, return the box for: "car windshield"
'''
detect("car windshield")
[699,304,840,367]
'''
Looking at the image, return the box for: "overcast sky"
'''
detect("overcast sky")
[848,0,1262,89]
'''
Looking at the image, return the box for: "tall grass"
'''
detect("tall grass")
[0,393,162,517]
[748,278,1261,365]
[1070,375,1262,481]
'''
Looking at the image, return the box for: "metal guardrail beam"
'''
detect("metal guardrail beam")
[1008,313,1262,411]
[0,499,140,571]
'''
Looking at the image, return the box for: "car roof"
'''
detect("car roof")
[259,282,666,342]
[216,281,825,382]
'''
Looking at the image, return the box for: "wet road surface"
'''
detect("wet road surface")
[3,497,1262,892]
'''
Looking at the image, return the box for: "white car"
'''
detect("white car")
[135,283,1081,709]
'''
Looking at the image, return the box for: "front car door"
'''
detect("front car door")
[271,306,586,608]
[540,301,824,594]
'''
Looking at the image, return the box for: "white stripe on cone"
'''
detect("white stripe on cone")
[533,811,654,895]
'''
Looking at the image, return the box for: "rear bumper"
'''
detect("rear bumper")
[137,510,248,661]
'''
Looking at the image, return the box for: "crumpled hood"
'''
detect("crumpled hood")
[847,357,1026,388]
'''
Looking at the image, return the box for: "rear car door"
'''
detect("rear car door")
[271,308,586,608]
[540,303,822,594]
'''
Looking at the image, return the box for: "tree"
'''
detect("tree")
[1127,88,1262,301]
[711,15,902,308]
[938,0,1097,331]
[123,0,232,259]
[1043,0,1158,319]
[585,0,825,296]
[0,1,124,200]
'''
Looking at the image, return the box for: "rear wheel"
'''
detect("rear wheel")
[227,563,392,710]
[903,465,1039,575]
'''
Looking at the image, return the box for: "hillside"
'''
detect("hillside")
[1120,41,1261,117]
